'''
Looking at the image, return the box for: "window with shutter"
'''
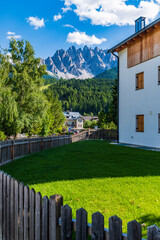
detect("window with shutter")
[158,114,160,133]
[136,72,144,90]
[158,67,160,85]
[136,115,144,132]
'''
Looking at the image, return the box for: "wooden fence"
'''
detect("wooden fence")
[0,170,159,240]
[0,130,117,166]
[0,135,72,166]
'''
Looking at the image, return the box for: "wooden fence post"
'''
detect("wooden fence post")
[42,196,49,240]
[49,194,63,240]
[24,185,29,240]
[10,178,15,240]
[15,180,19,240]
[19,182,24,240]
[147,225,160,240]
[29,188,35,240]
[41,139,44,151]
[127,220,141,240]
[0,171,3,240]
[3,173,7,239]
[11,140,15,160]
[35,192,42,240]
[61,204,72,240]
[76,208,88,240]
[7,175,11,240]
[109,215,122,240]
[91,212,104,240]
[28,139,31,154]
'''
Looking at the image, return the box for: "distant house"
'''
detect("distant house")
[63,111,83,129]
[109,17,160,148]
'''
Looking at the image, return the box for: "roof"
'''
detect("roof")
[108,18,160,53]
[81,116,98,121]
[63,111,83,120]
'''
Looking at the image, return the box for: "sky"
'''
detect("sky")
[0,0,160,59]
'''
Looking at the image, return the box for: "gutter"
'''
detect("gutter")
[107,50,119,143]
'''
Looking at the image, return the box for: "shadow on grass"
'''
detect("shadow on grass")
[1,140,160,185]
[138,214,160,237]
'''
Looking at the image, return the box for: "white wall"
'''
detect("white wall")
[119,48,160,148]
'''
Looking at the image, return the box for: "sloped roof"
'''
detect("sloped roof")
[108,18,160,53]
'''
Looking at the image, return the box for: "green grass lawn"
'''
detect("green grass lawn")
[1,140,160,238]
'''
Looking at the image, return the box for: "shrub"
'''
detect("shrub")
[0,131,6,141]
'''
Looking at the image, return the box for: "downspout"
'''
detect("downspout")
[107,51,119,143]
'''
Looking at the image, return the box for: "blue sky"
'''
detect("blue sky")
[0,0,160,58]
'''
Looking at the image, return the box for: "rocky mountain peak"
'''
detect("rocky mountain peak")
[42,45,117,79]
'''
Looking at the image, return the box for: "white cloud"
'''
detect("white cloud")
[27,16,45,29]
[7,31,15,35]
[62,6,72,12]
[53,14,62,21]
[63,0,160,26]
[7,34,22,40]
[63,24,78,31]
[67,31,107,45]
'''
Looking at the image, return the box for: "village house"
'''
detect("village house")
[109,17,160,148]
[63,111,84,129]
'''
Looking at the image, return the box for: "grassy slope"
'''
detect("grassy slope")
[1,141,160,237]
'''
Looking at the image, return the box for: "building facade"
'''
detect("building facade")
[109,17,160,148]
[64,112,83,129]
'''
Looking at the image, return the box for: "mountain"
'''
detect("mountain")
[41,46,117,79]
[95,67,118,80]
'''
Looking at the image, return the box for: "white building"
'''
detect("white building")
[63,111,83,129]
[109,17,160,148]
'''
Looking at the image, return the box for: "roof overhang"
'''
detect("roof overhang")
[108,18,160,53]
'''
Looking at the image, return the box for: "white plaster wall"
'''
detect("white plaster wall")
[119,48,160,148]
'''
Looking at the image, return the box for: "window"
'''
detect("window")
[136,72,144,90]
[136,115,144,132]
[158,114,160,133]
[158,66,160,85]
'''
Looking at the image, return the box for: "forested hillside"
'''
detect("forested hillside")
[95,67,118,79]
[48,78,115,115]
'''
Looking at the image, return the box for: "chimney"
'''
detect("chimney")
[135,17,146,33]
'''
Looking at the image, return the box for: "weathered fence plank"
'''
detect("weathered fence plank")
[61,205,72,240]
[19,182,24,240]
[49,194,63,240]
[91,212,104,240]
[11,178,15,240]
[15,180,19,240]
[42,196,49,240]
[7,175,11,240]
[147,225,160,240]
[29,188,35,240]
[127,220,141,240]
[109,215,122,240]
[2,173,7,240]
[24,185,29,240]
[0,172,3,240]
[35,192,42,240]
[76,208,88,240]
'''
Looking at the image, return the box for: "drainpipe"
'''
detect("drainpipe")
[107,50,119,143]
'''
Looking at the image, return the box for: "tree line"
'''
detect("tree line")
[0,39,65,140]
[48,78,114,116]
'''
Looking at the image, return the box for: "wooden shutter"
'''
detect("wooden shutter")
[136,115,144,132]
[158,114,160,133]
[136,72,144,90]
[158,67,160,85]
